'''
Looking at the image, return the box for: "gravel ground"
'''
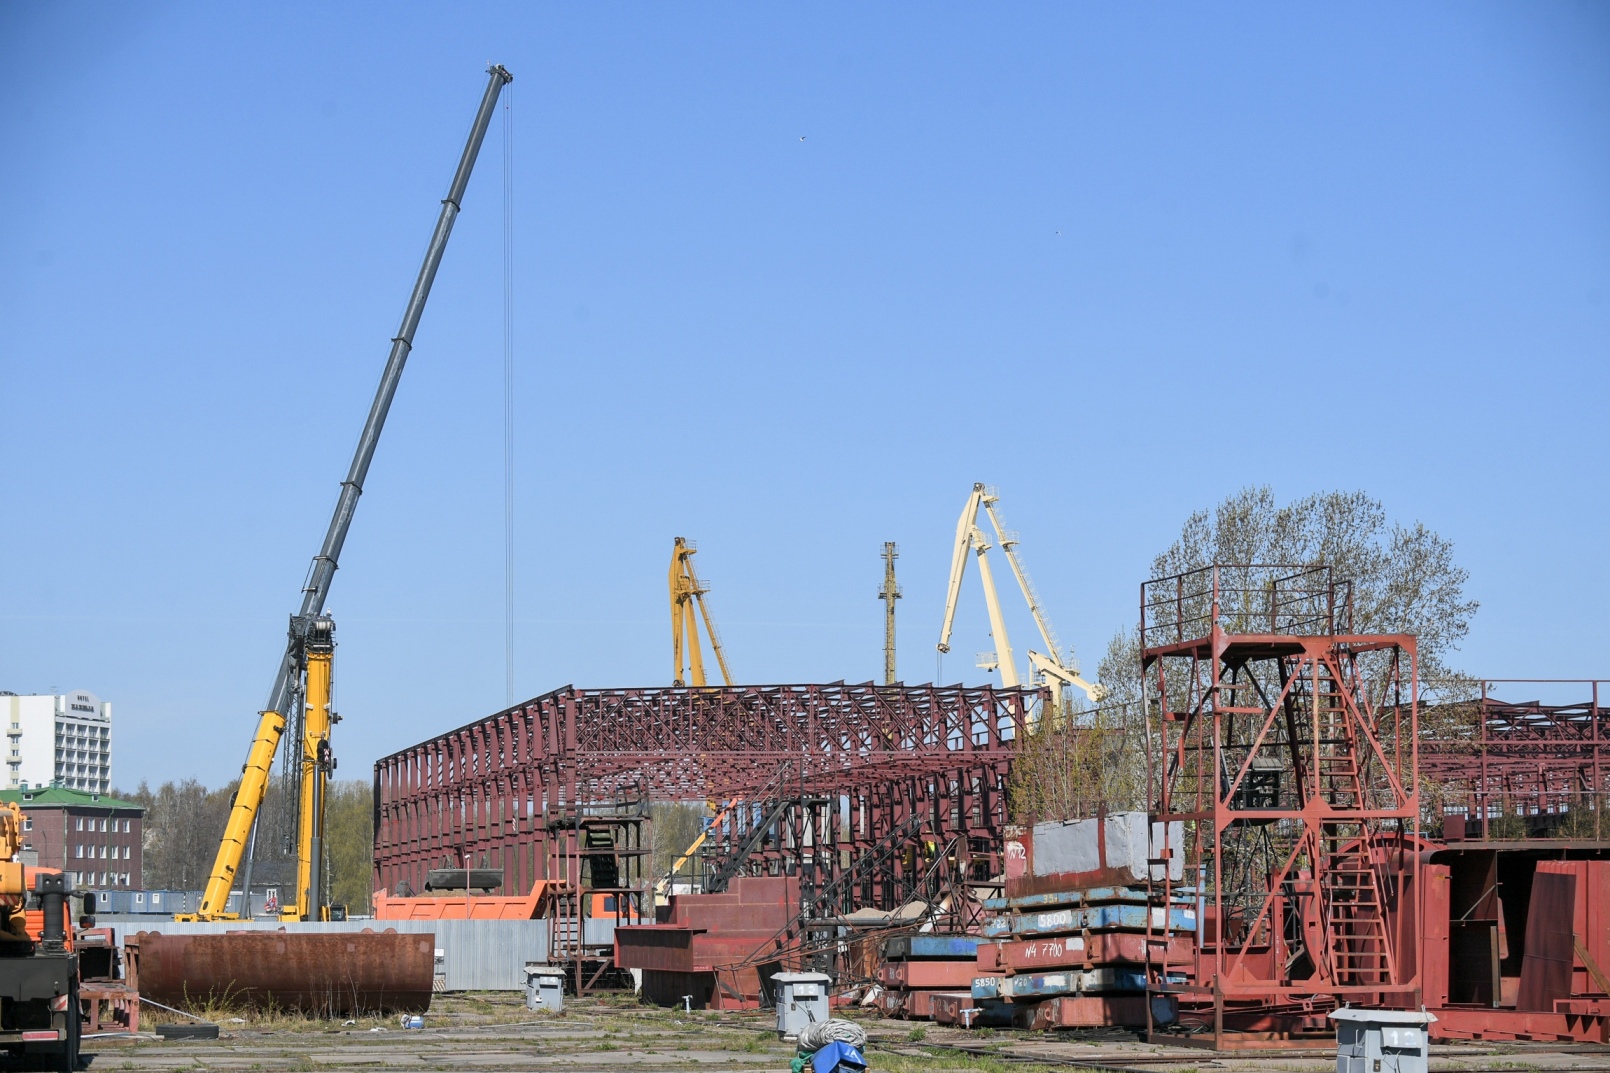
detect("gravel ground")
[79,993,1610,1073]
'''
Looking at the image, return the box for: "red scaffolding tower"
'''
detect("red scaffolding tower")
[1141,565,1421,1047]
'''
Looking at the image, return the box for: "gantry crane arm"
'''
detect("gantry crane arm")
[967,524,1020,689]
[981,495,1098,701]
[1027,649,1103,703]
[669,537,733,687]
[981,498,1060,660]
[939,482,1102,702]
[937,484,987,655]
[185,64,513,922]
[683,552,733,687]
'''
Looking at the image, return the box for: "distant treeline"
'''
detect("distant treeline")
[115,778,373,911]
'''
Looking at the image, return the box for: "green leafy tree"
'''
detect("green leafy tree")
[118,776,370,908]
[1010,487,1479,823]
[323,780,374,912]
[651,801,708,884]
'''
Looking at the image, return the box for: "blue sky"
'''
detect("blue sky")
[2,4,1606,788]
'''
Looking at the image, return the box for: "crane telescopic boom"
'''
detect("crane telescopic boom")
[185,64,513,922]
[265,63,514,722]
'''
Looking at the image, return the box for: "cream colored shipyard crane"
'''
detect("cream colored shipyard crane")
[937,483,1101,711]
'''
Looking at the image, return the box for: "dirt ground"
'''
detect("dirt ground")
[84,992,1610,1073]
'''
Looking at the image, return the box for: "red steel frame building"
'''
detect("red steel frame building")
[373,682,1032,909]
[1142,565,1421,1046]
[1421,681,1608,839]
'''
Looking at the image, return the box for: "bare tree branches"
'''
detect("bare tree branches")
[1011,486,1479,825]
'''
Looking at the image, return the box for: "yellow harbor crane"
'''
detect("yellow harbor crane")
[937,483,1101,716]
[669,537,733,687]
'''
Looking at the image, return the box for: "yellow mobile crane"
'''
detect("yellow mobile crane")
[180,65,513,922]
[669,537,733,687]
[937,483,1101,717]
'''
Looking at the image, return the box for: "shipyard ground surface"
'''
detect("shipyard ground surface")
[83,993,1610,1073]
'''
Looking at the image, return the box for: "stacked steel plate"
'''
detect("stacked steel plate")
[876,935,997,1020]
[957,813,1193,1030]
[971,884,1190,1028]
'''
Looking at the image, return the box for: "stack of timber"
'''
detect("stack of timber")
[876,935,995,1021]
[964,814,1192,1030]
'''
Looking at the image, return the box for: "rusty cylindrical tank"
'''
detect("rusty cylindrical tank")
[132,929,433,1015]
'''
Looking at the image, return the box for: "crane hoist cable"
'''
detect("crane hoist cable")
[669,536,733,688]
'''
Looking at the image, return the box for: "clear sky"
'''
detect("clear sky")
[2,4,1606,789]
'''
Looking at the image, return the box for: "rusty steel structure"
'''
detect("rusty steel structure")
[1421,681,1609,841]
[374,682,1032,982]
[1141,565,1421,1046]
[130,930,434,1014]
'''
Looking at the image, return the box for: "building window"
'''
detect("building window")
[98,819,106,833]
[21,819,30,831]
[74,845,82,859]
[75,818,83,832]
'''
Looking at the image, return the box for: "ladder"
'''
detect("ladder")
[1315,669,1393,986]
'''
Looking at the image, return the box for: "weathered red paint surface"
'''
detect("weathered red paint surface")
[976,931,1193,972]
[879,960,978,988]
[132,930,433,1014]
[1027,994,1176,1029]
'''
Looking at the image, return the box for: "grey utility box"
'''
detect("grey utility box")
[1330,1008,1436,1073]
[524,964,566,1012]
[773,971,831,1039]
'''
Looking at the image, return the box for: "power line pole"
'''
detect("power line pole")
[878,542,901,685]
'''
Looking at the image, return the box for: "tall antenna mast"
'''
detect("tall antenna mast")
[878,542,901,685]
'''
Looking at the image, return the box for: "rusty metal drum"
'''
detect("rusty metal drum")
[131,929,433,1014]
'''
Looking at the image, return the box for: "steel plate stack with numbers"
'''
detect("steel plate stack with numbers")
[875,934,1000,1021]
[970,883,1192,1029]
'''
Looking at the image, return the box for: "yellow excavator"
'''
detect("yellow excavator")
[669,537,733,687]
[937,483,1102,720]
[177,65,514,922]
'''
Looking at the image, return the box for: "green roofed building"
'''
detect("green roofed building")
[0,786,143,889]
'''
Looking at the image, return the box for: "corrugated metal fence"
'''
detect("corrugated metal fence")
[97,918,566,991]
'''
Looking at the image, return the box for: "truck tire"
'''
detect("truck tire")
[56,981,79,1073]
